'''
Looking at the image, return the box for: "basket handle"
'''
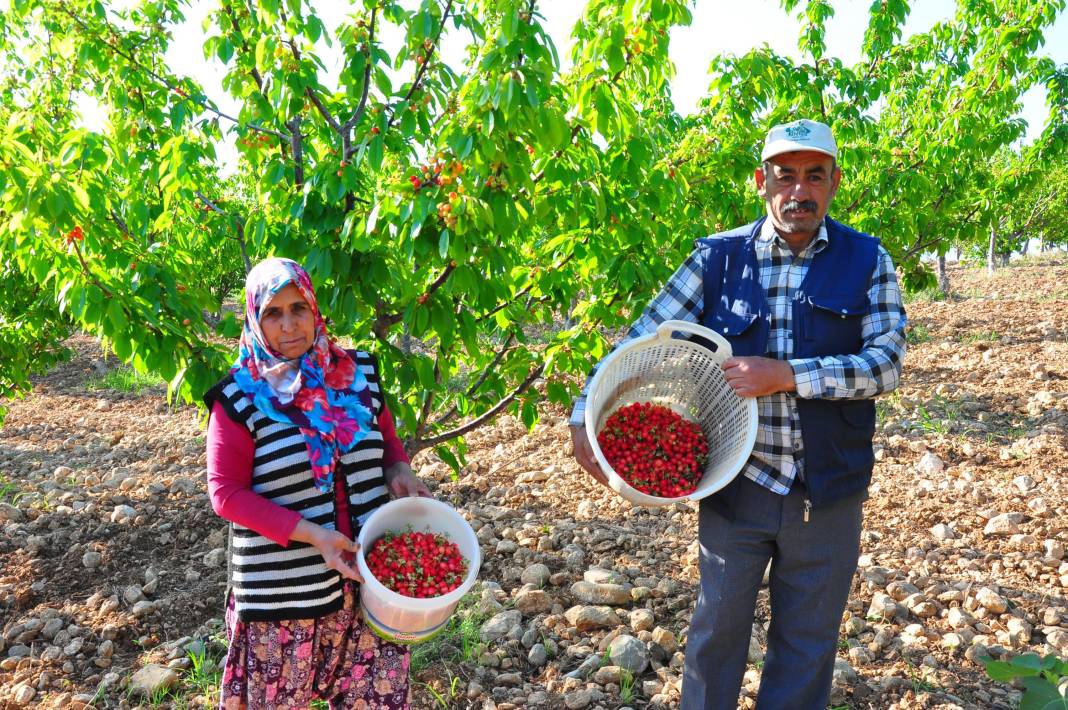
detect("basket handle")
[655,319,734,358]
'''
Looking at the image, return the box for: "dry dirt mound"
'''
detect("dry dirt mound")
[2,257,1067,709]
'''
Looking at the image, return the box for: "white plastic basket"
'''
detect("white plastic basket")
[584,320,758,507]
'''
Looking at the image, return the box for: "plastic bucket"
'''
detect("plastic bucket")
[355,497,481,644]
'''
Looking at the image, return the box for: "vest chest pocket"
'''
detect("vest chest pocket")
[801,294,868,355]
[708,307,758,337]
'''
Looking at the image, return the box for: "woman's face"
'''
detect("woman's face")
[259,283,316,359]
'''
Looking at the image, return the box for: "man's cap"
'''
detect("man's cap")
[761,119,837,161]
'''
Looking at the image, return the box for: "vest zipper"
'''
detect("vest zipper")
[803,497,812,523]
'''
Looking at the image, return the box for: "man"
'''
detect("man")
[569,119,906,709]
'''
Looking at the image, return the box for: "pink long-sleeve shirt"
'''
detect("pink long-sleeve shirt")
[207,400,409,545]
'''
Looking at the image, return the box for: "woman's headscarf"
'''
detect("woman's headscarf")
[232,257,372,493]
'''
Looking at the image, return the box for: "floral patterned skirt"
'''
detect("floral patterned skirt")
[219,582,411,710]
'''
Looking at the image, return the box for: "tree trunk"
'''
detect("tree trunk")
[987,224,997,274]
[937,254,950,294]
[1019,237,1029,256]
[1000,252,1009,267]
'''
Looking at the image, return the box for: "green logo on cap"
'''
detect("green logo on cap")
[785,123,811,140]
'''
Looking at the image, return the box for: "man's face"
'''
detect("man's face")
[755,151,841,239]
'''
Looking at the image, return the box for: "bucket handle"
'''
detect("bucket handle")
[655,319,734,358]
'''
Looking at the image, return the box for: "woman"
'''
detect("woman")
[204,257,429,709]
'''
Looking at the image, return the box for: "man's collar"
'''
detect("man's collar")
[758,218,829,253]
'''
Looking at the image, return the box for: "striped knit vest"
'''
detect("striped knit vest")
[204,351,390,622]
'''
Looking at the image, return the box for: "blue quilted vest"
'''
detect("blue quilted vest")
[698,216,880,512]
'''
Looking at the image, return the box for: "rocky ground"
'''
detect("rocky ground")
[1,257,1067,710]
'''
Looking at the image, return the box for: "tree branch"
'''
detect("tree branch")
[342,7,379,153]
[195,191,252,273]
[385,0,454,132]
[433,333,517,426]
[411,361,546,452]
[287,116,305,187]
[57,4,288,140]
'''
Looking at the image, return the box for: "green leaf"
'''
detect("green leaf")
[107,300,127,331]
[365,202,381,235]
[434,445,461,474]
[1019,677,1068,710]
[368,135,384,171]
[438,228,450,259]
[520,400,538,429]
[983,659,1024,682]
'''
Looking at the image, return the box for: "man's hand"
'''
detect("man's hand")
[570,424,611,489]
[721,356,797,398]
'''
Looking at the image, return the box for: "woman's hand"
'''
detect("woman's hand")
[291,519,364,582]
[384,462,433,499]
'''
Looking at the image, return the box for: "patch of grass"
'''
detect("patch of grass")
[904,658,944,694]
[410,591,485,675]
[184,644,224,706]
[619,669,635,703]
[905,322,931,345]
[0,474,25,506]
[86,366,164,394]
[875,390,903,426]
[419,674,462,709]
[958,330,1000,344]
[903,286,946,304]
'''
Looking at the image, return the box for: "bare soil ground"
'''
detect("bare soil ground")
[1,257,1067,709]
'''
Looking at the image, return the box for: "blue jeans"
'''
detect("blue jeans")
[681,477,864,710]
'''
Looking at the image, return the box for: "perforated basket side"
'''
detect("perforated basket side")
[585,331,756,505]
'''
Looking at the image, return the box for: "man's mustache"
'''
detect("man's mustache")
[783,200,818,213]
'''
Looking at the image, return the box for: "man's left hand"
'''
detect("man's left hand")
[721,356,797,398]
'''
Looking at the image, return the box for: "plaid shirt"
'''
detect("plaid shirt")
[571,218,907,495]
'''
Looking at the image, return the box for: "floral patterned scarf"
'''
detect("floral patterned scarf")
[232,258,372,493]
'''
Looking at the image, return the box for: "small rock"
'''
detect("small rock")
[82,551,103,569]
[123,584,145,604]
[564,605,616,632]
[948,607,975,630]
[514,588,551,615]
[110,505,137,524]
[916,452,943,476]
[583,567,627,585]
[651,626,678,654]
[866,592,900,621]
[128,664,179,698]
[528,643,548,667]
[1012,475,1035,493]
[570,581,631,606]
[930,523,957,541]
[1044,540,1066,559]
[481,610,523,643]
[202,547,226,567]
[629,609,655,632]
[983,513,1023,537]
[0,502,25,523]
[832,658,858,685]
[592,665,622,684]
[520,563,551,587]
[564,689,593,709]
[11,683,36,706]
[976,587,1008,614]
[609,634,649,674]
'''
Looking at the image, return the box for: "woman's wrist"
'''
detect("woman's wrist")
[290,518,327,547]
[384,461,410,483]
